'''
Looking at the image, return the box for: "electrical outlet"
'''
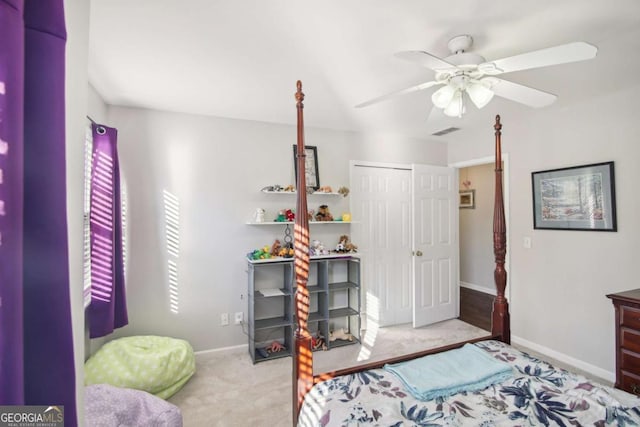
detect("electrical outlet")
[220,313,229,326]
[234,312,243,324]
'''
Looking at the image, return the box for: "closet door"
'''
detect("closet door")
[351,165,412,327]
[412,164,458,328]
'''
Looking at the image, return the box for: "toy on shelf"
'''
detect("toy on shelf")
[275,208,295,222]
[270,239,282,257]
[338,186,350,197]
[254,208,265,223]
[248,245,272,260]
[265,341,285,353]
[315,205,334,221]
[283,184,295,192]
[310,239,329,256]
[312,333,327,351]
[329,328,354,342]
[335,235,358,253]
[278,243,294,258]
[316,186,333,193]
[261,184,283,192]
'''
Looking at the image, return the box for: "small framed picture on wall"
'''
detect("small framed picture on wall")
[292,145,320,190]
[459,190,475,209]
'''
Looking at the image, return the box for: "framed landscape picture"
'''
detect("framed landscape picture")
[531,161,616,231]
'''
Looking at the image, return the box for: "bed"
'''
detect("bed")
[290,81,640,426]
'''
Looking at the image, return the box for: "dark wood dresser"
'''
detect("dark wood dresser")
[607,289,640,395]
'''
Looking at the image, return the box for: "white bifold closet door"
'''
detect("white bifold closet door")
[351,163,458,329]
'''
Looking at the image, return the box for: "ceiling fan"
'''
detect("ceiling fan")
[356,35,598,118]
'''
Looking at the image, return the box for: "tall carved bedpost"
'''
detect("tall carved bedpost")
[292,81,313,426]
[491,115,510,343]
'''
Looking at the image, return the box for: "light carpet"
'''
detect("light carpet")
[168,319,489,427]
[167,319,609,427]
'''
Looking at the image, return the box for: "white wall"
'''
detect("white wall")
[449,86,640,379]
[459,164,495,295]
[65,0,90,424]
[98,105,447,351]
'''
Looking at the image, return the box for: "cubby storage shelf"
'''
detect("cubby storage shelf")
[329,338,361,349]
[253,349,291,362]
[255,316,292,330]
[247,256,361,364]
[329,307,358,318]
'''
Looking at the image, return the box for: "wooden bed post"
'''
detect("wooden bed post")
[292,81,313,426]
[491,115,510,344]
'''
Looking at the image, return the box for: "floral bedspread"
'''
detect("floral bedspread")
[298,340,640,426]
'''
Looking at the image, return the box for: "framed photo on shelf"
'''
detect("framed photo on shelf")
[531,161,616,231]
[459,189,475,209]
[293,145,320,190]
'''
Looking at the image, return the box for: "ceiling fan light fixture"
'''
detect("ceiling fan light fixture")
[466,82,495,109]
[443,90,465,117]
[431,85,456,109]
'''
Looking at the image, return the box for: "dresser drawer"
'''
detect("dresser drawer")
[621,348,640,374]
[621,328,640,353]
[619,370,640,395]
[621,305,640,331]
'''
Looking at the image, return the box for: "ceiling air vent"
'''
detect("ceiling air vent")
[431,126,460,136]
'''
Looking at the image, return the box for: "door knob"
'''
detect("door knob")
[415,250,423,257]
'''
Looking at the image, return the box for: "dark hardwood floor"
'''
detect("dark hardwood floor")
[459,287,493,331]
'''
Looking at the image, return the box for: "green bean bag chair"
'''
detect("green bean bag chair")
[85,336,195,399]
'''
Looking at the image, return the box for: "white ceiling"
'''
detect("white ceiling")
[88,0,640,141]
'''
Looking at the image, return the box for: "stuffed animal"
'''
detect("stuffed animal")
[310,240,329,256]
[270,239,282,257]
[311,333,327,351]
[278,242,294,258]
[329,328,354,342]
[266,341,285,353]
[248,247,271,260]
[254,208,265,223]
[338,186,350,197]
[317,186,333,193]
[285,208,295,221]
[315,205,334,221]
[336,235,358,253]
[283,184,295,192]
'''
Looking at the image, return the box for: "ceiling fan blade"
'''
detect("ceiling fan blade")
[394,51,456,71]
[355,81,441,108]
[481,42,598,75]
[490,78,557,108]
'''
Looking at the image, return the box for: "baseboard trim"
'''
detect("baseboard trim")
[460,281,496,296]
[194,343,247,356]
[511,335,614,383]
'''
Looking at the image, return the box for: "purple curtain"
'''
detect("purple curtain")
[1,1,77,425]
[88,124,128,338]
[0,0,26,406]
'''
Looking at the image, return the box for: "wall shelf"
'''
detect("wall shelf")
[246,221,354,225]
[247,253,359,264]
[261,190,342,196]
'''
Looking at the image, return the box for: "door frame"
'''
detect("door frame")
[449,154,511,303]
